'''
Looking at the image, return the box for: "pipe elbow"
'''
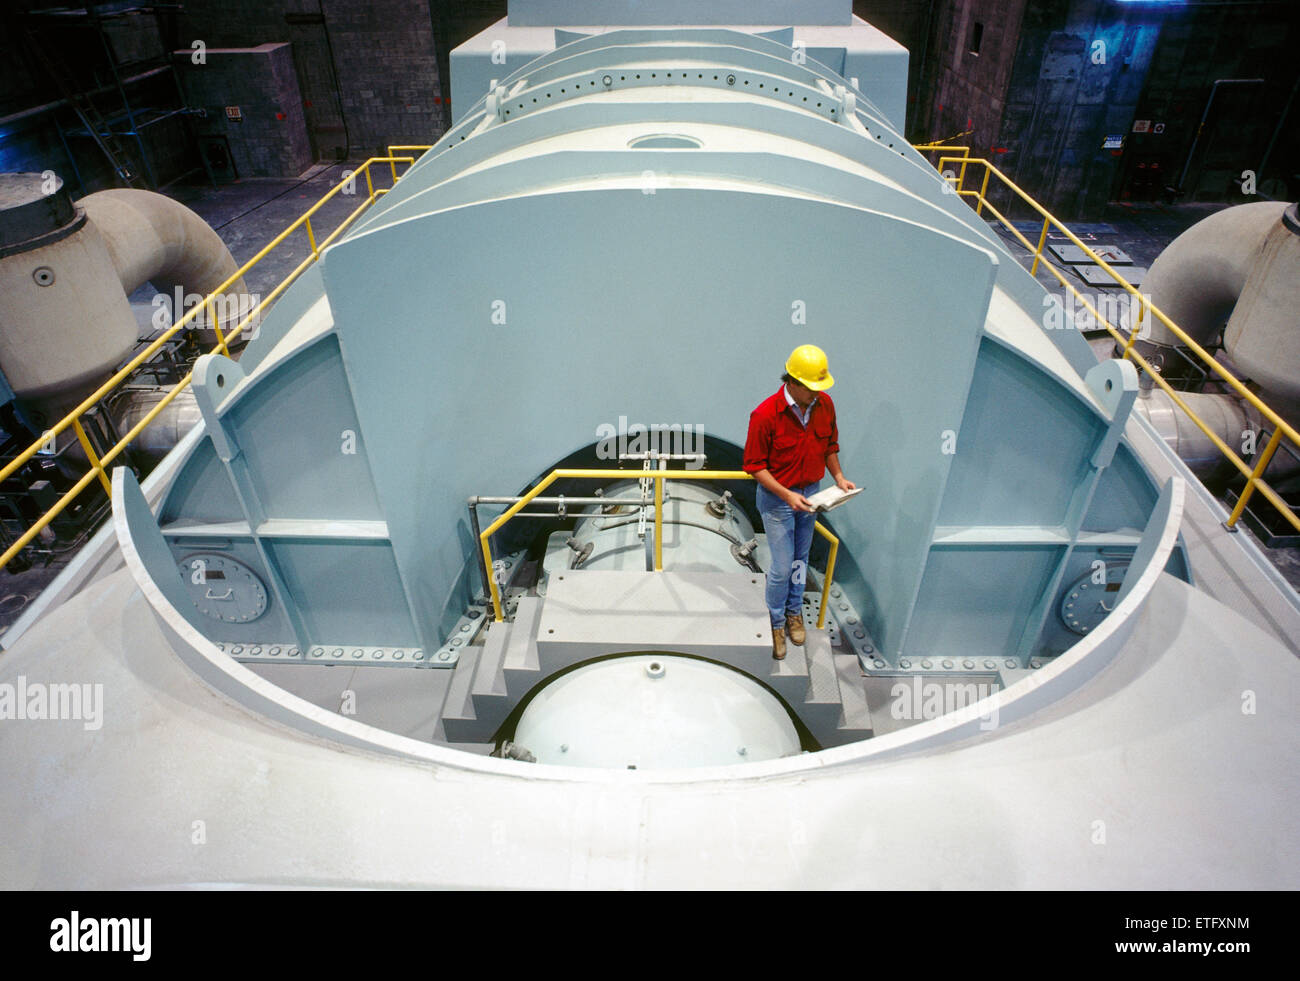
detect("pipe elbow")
[1141,200,1288,348]
[79,189,250,333]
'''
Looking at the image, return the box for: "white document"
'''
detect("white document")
[805,486,863,512]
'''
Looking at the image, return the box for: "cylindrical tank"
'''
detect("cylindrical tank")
[539,478,763,589]
[0,173,139,425]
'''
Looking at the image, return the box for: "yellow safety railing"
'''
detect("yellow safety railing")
[914,143,1300,536]
[479,467,840,629]
[0,147,433,572]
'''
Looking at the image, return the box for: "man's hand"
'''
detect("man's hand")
[785,490,815,512]
[835,475,856,492]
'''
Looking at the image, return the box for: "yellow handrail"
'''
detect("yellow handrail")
[917,148,1300,536]
[478,467,840,629]
[0,152,428,571]
[386,145,433,182]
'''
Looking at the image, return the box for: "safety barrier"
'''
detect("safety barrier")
[478,467,839,628]
[914,143,1299,537]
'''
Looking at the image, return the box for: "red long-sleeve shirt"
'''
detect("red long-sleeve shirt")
[742,387,840,488]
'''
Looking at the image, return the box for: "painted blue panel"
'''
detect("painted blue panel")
[903,546,1063,659]
[224,335,382,521]
[266,540,417,647]
[164,537,296,643]
[807,47,845,77]
[1038,546,1135,655]
[237,264,327,375]
[323,187,996,654]
[844,48,908,130]
[1082,441,1156,532]
[115,468,206,635]
[938,338,1102,527]
[158,439,241,525]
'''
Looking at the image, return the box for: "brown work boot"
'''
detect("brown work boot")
[785,613,806,647]
[771,627,786,660]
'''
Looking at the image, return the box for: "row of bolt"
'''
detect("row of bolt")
[218,642,445,662]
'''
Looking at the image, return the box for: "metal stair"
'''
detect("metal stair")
[436,572,874,750]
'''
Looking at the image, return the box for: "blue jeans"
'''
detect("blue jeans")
[756,481,819,629]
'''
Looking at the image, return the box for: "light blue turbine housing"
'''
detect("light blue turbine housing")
[138,26,1187,674]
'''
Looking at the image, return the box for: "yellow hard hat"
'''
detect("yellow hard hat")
[785,344,834,390]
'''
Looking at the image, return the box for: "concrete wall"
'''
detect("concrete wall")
[918,0,1299,218]
[918,0,1028,164]
[176,44,312,179]
[1115,2,1300,204]
[171,0,444,159]
[996,0,1163,219]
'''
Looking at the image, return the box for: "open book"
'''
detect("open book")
[805,486,863,512]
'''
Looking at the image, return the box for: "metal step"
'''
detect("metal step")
[437,648,483,742]
[793,630,849,740]
[443,598,547,744]
[826,652,875,746]
[440,582,875,750]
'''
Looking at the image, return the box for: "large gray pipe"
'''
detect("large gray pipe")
[79,188,251,340]
[1132,200,1300,481]
[1139,200,1288,352]
[1223,204,1300,402]
[0,172,246,433]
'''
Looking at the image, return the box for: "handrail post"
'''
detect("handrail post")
[813,522,838,630]
[1030,215,1050,276]
[482,534,502,622]
[1122,295,1145,357]
[305,217,319,259]
[975,164,992,217]
[654,470,664,571]
[72,418,112,496]
[1225,427,1284,529]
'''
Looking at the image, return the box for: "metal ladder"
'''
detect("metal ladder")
[22,20,144,188]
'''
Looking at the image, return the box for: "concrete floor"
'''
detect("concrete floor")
[3,171,1297,634]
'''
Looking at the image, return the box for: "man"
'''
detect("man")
[742,344,855,659]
